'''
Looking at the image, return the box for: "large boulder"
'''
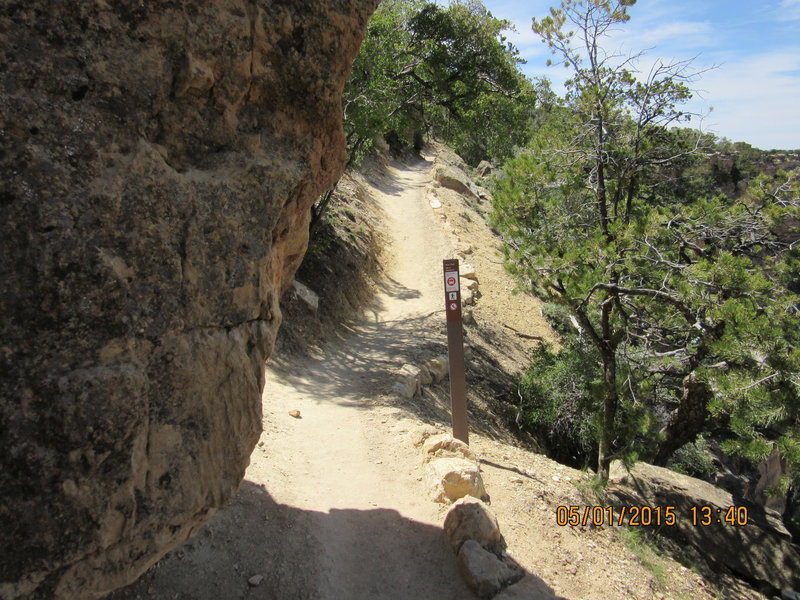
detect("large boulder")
[432,160,480,200]
[0,2,375,598]
[607,461,800,592]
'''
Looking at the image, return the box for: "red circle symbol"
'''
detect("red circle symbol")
[450,302,458,310]
[447,277,456,286]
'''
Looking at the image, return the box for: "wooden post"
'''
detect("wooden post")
[443,259,469,444]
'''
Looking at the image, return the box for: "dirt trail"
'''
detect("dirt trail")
[247,155,472,599]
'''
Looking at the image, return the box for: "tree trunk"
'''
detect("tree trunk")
[597,354,618,483]
[653,373,712,465]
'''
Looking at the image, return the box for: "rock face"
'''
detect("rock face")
[607,461,800,592]
[0,2,375,599]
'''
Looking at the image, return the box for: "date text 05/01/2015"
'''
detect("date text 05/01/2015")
[555,505,749,527]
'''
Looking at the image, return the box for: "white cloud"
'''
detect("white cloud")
[779,0,800,20]
[686,50,800,149]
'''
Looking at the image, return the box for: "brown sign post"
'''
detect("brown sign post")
[443,259,469,444]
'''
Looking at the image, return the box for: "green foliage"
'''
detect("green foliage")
[667,437,716,479]
[518,342,599,467]
[619,527,668,586]
[343,0,538,166]
[493,0,800,483]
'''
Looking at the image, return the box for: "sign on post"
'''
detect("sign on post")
[443,259,469,444]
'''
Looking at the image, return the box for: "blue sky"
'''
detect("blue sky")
[479,0,800,150]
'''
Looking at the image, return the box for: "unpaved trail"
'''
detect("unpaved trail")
[109,157,477,600]
[248,155,472,599]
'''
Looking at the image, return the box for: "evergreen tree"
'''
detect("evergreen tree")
[492,0,800,483]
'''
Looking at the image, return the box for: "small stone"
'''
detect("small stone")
[248,574,264,587]
[457,540,524,599]
[288,410,301,419]
[444,497,502,553]
[409,424,441,447]
[393,364,422,399]
[460,264,477,280]
[426,356,449,382]
[422,434,477,463]
[426,457,488,504]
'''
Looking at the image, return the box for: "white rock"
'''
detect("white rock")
[292,280,319,312]
[392,363,421,399]
[426,356,449,382]
[460,277,478,292]
[429,198,443,209]
[444,497,502,553]
[247,574,264,587]
[422,434,477,463]
[426,457,488,504]
[418,364,433,386]
[460,263,478,280]
[409,424,441,447]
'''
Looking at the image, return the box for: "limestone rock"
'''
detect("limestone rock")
[292,281,320,312]
[393,364,422,399]
[444,498,502,553]
[437,147,469,172]
[432,161,480,200]
[418,364,434,386]
[422,434,478,464]
[460,277,478,291]
[457,540,524,599]
[460,264,478,280]
[454,241,474,256]
[0,1,376,598]
[493,574,557,600]
[607,461,800,591]
[477,160,492,177]
[426,356,449,382]
[426,458,488,504]
[409,425,441,448]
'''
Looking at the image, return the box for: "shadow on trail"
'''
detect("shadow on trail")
[107,481,480,600]
[267,311,445,406]
[365,155,432,198]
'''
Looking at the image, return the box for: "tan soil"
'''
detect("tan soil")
[108,155,763,600]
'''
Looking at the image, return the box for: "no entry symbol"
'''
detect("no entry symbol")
[444,271,459,292]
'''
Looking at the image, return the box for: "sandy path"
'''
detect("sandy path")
[250,155,469,599]
[109,157,475,600]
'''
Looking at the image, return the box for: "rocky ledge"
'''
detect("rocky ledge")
[0,1,375,598]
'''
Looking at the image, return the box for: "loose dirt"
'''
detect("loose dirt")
[108,155,760,600]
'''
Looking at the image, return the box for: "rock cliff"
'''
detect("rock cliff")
[0,1,375,598]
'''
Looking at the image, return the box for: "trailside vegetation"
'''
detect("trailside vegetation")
[491,0,800,483]
[312,0,542,227]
